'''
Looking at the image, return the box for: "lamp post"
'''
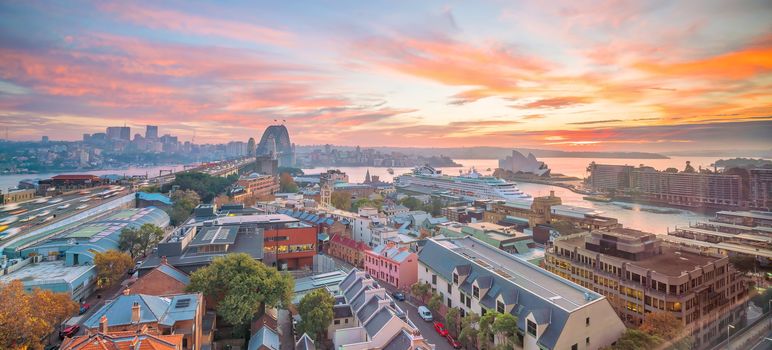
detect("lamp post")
[727,324,735,350]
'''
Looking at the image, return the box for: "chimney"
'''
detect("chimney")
[131,302,141,323]
[550,190,555,197]
[160,256,168,265]
[99,315,108,334]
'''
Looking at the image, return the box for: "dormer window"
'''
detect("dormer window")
[453,273,458,285]
[527,320,536,337]
[473,286,479,299]
[496,300,505,313]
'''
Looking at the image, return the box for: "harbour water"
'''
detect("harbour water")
[302,157,723,234]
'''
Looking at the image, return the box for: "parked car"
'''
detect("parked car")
[79,303,90,315]
[391,291,406,301]
[445,334,462,349]
[433,321,449,336]
[59,324,80,339]
[417,306,433,321]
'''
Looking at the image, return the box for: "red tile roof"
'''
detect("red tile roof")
[330,234,369,250]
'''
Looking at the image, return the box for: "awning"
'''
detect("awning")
[317,233,330,242]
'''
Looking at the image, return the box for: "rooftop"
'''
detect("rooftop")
[0,260,93,287]
[189,225,239,247]
[84,293,200,328]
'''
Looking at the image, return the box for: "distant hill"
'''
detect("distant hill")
[714,158,772,169]
[296,145,668,159]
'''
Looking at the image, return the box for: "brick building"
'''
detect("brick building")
[327,233,370,267]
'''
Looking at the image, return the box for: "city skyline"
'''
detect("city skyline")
[0,1,770,152]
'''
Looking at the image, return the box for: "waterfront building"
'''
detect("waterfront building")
[331,269,434,350]
[484,192,619,232]
[39,174,103,193]
[363,242,418,289]
[631,168,743,207]
[441,205,484,223]
[79,291,207,350]
[545,228,747,346]
[586,164,633,192]
[714,210,772,227]
[748,168,772,209]
[498,150,551,176]
[1,188,35,204]
[419,236,625,350]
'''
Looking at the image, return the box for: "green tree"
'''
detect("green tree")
[0,280,78,350]
[94,250,134,288]
[280,172,299,193]
[478,311,499,350]
[169,189,201,226]
[426,197,443,216]
[641,311,683,340]
[492,312,520,347]
[119,223,165,258]
[331,191,352,211]
[445,307,461,336]
[187,253,294,330]
[683,161,695,173]
[411,282,431,302]
[428,293,443,314]
[168,172,238,202]
[607,329,662,350]
[729,255,757,273]
[399,196,422,211]
[351,198,375,212]
[459,311,480,350]
[297,289,335,342]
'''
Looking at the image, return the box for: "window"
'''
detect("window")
[473,286,479,299]
[447,298,452,308]
[586,317,590,326]
[334,320,340,325]
[432,274,437,284]
[447,283,452,293]
[526,320,536,337]
[497,300,505,313]
[586,337,590,345]
[453,273,459,284]
[481,308,487,316]
[571,344,578,350]
[345,319,349,324]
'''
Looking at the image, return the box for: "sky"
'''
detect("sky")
[0,0,770,153]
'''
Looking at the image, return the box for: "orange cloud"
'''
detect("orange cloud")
[635,48,772,79]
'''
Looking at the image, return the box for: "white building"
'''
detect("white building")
[332,269,434,350]
[352,207,386,246]
[418,237,625,350]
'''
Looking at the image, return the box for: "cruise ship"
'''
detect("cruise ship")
[396,165,531,201]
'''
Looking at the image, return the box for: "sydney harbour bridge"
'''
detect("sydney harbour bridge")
[256,124,294,167]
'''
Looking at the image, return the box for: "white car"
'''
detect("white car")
[0,215,19,225]
[48,198,63,204]
[57,204,71,210]
[418,306,433,321]
[76,204,88,210]
[79,198,91,203]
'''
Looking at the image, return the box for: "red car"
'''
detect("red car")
[445,334,462,349]
[433,321,449,337]
[59,324,80,339]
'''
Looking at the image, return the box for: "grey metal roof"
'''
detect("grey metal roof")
[349,286,372,311]
[295,333,316,350]
[156,264,190,285]
[333,305,353,319]
[339,269,359,292]
[247,325,280,350]
[364,307,393,338]
[356,295,381,322]
[84,293,199,328]
[344,278,363,301]
[383,329,412,350]
[419,237,602,349]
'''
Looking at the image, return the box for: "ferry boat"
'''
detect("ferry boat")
[396,165,531,201]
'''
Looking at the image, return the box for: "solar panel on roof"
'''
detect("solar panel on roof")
[175,298,191,308]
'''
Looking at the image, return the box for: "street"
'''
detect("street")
[381,284,455,350]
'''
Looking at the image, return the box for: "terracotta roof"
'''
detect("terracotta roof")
[60,331,182,350]
[330,234,370,250]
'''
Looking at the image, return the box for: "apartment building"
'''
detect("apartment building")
[631,169,743,207]
[418,237,625,350]
[363,242,418,289]
[352,207,387,246]
[545,229,747,329]
[231,172,279,202]
[332,269,434,350]
[587,164,633,192]
[328,233,370,267]
[484,192,619,231]
[749,168,772,209]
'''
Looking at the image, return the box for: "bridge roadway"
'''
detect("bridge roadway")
[149,157,256,184]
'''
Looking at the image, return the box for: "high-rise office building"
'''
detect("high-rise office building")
[146,125,158,139]
[106,126,130,141]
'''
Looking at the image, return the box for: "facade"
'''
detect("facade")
[130,257,191,296]
[586,164,633,192]
[2,188,35,204]
[484,192,619,231]
[328,234,370,267]
[332,269,434,350]
[231,172,279,202]
[441,206,484,223]
[631,169,743,207]
[419,237,626,350]
[439,221,537,255]
[545,229,747,334]
[82,291,206,350]
[352,207,386,246]
[106,126,131,141]
[748,168,772,209]
[363,242,418,289]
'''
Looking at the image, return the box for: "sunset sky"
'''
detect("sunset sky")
[0,0,770,152]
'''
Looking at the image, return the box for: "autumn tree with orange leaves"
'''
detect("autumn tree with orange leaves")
[0,280,78,349]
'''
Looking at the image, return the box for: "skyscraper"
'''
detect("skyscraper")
[247,137,256,157]
[145,125,158,139]
[106,126,130,141]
